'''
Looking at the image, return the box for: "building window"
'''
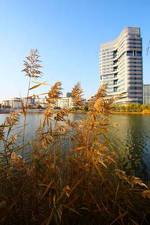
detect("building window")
[114,87,118,92]
[113,50,117,58]
[113,66,118,71]
[129,87,137,90]
[114,80,118,85]
[136,51,142,56]
[127,51,134,56]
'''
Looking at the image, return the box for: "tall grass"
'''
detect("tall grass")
[0,49,150,225]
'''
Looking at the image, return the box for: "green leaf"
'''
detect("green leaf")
[29,83,42,90]
[29,82,47,90]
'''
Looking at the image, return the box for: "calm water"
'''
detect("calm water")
[108,114,150,179]
[0,113,150,178]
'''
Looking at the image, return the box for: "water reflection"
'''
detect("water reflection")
[109,115,150,179]
[0,113,150,179]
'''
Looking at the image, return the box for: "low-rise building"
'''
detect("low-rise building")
[0,94,74,110]
[1,97,35,109]
[2,98,24,109]
[11,98,22,108]
[22,97,35,107]
[1,98,22,109]
[34,97,47,108]
[55,97,74,109]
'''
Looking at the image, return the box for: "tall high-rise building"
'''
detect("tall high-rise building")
[143,84,150,104]
[100,27,143,103]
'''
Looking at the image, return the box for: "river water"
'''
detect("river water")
[0,113,150,179]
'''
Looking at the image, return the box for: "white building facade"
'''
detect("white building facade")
[100,27,143,104]
[55,97,74,109]
[144,84,150,105]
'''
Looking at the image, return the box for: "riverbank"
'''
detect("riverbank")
[1,108,150,115]
[0,108,87,114]
[0,108,45,114]
[0,109,14,114]
[112,111,150,115]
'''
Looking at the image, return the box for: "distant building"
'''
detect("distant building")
[1,100,8,108]
[22,96,47,108]
[11,98,22,108]
[1,96,47,109]
[55,97,73,109]
[144,84,150,104]
[22,97,35,107]
[100,27,143,104]
[1,98,22,109]
[34,97,47,108]
[0,95,74,110]
[66,92,72,97]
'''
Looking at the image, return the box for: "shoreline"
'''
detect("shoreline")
[1,109,150,116]
[112,111,150,115]
[0,109,45,114]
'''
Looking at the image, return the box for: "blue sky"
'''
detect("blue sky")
[0,0,150,99]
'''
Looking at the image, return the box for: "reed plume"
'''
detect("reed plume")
[0,50,150,225]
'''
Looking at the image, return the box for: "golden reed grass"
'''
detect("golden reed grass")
[0,49,150,225]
